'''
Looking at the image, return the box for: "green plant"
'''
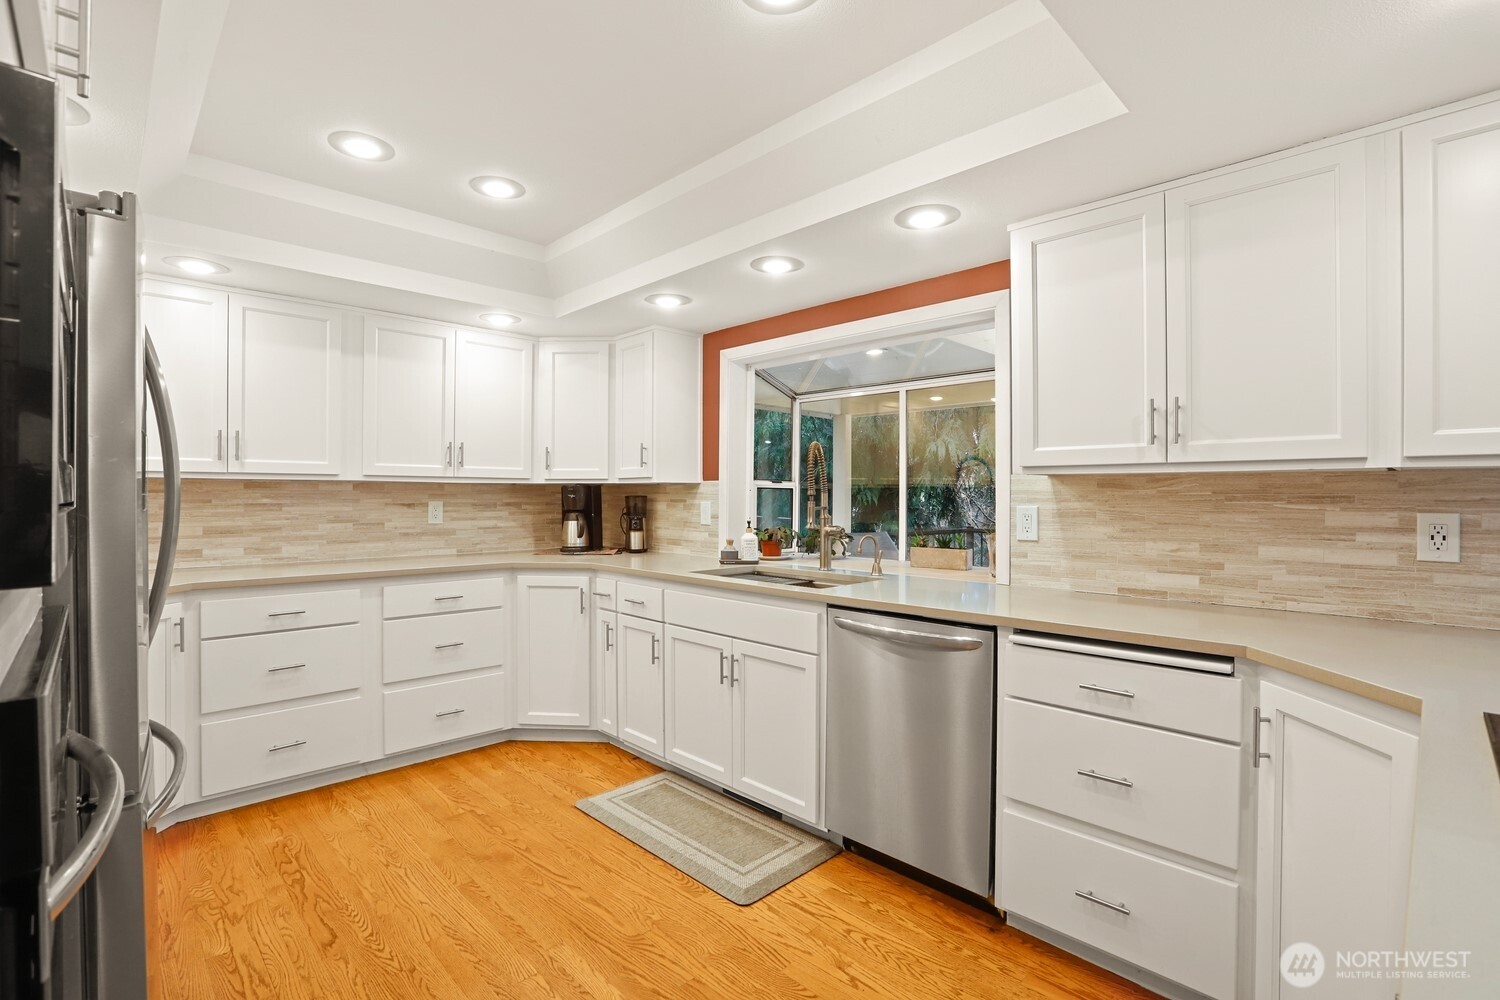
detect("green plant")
[908,534,929,548]
[757,526,794,546]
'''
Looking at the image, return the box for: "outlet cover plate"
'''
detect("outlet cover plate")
[700,501,712,525]
[1016,504,1039,542]
[1416,512,1459,563]
[428,501,444,525]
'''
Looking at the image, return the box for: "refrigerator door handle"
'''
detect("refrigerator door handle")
[144,329,181,643]
[145,720,186,825]
[47,732,125,919]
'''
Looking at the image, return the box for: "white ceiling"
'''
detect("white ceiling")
[65,0,1500,339]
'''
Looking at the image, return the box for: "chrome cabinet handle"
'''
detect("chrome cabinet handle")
[434,595,464,601]
[1146,398,1157,446]
[592,591,611,597]
[651,633,660,664]
[54,0,92,97]
[234,430,242,461]
[639,442,646,466]
[605,623,613,651]
[146,721,185,826]
[624,597,646,606]
[434,642,465,650]
[730,654,738,686]
[1254,707,1272,768]
[1078,683,1135,699]
[1075,890,1131,916]
[445,442,453,467]
[545,446,551,470]
[269,740,307,753]
[1171,396,1182,445]
[436,708,465,718]
[267,610,306,618]
[173,618,186,653]
[47,732,123,918]
[579,588,585,615]
[719,651,727,685]
[832,616,985,652]
[1077,768,1134,788]
[144,332,180,643]
[215,429,223,461]
[267,662,306,672]
[458,442,464,468]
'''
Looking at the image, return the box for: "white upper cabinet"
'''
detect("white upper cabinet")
[613,328,701,482]
[536,341,611,480]
[362,317,455,477]
[143,280,229,474]
[1402,101,1500,459]
[1166,142,1369,463]
[228,294,344,476]
[1012,194,1168,468]
[454,330,533,479]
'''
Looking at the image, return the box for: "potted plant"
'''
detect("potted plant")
[909,532,972,571]
[797,526,849,559]
[757,525,794,557]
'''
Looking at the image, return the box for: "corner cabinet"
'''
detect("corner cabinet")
[1253,681,1418,1000]
[1402,101,1500,461]
[514,575,592,727]
[614,328,701,482]
[536,341,611,480]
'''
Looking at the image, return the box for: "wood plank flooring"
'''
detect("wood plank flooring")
[151,741,1156,999]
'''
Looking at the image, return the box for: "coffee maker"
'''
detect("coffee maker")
[621,495,648,553]
[560,484,603,554]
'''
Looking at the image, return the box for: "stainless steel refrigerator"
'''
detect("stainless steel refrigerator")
[0,62,184,1000]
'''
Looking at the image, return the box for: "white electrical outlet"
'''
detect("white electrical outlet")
[1016,504,1039,541]
[427,501,444,525]
[1416,512,1459,563]
[700,501,712,525]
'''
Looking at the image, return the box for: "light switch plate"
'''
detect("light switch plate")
[1016,505,1039,541]
[700,501,712,525]
[1416,513,1459,563]
[428,501,444,525]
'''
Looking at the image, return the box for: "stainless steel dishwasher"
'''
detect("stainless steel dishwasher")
[827,608,996,896]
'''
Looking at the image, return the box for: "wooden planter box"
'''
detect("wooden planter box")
[909,547,971,571]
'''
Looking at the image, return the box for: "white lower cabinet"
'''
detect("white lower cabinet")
[1253,682,1419,1000]
[617,615,665,755]
[383,672,506,755]
[593,608,619,736]
[663,626,733,781]
[516,575,592,727]
[199,696,365,797]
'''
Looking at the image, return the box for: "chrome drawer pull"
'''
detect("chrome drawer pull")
[592,591,611,597]
[268,740,306,753]
[267,610,306,618]
[624,597,647,606]
[1077,768,1134,788]
[434,642,465,650]
[267,662,306,673]
[1075,890,1131,916]
[435,709,466,718]
[434,595,464,601]
[1078,682,1136,699]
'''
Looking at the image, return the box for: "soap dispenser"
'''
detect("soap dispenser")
[739,521,761,563]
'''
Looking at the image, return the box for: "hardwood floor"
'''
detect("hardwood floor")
[151,741,1156,999]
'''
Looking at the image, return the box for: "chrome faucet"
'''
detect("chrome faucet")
[805,441,845,572]
[855,535,884,577]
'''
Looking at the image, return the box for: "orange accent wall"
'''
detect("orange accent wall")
[700,259,1010,479]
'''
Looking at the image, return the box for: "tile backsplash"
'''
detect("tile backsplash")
[1010,469,1500,629]
[151,479,720,568]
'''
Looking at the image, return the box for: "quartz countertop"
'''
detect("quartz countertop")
[168,551,1500,994]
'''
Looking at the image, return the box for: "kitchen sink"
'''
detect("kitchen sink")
[692,566,875,589]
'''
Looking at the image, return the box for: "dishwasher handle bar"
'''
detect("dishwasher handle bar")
[832,616,986,652]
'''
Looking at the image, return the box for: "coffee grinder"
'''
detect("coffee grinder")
[560,484,603,554]
[621,494,648,553]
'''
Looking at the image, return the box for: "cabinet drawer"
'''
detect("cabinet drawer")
[200,589,361,639]
[382,608,504,683]
[616,581,662,620]
[382,577,506,619]
[1004,637,1242,741]
[1001,810,1238,1000]
[383,671,506,755]
[1002,699,1241,867]
[665,589,820,654]
[590,578,617,611]
[200,697,364,796]
[200,624,361,714]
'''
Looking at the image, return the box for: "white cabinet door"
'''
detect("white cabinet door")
[1402,102,1500,459]
[142,281,229,473]
[145,602,183,813]
[455,330,532,479]
[614,332,654,479]
[594,609,618,736]
[362,317,455,477]
[1166,142,1369,463]
[536,341,610,480]
[617,615,664,756]
[663,626,732,783]
[515,576,591,727]
[1012,194,1168,468]
[227,294,343,476]
[1254,683,1418,1000]
[732,638,819,823]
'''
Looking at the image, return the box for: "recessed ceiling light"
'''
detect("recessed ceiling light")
[327,130,395,161]
[163,256,229,276]
[742,0,818,12]
[929,395,944,402]
[469,176,525,200]
[865,348,885,357]
[65,98,90,126]
[895,204,960,230]
[480,312,521,328]
[750,255,804,275]
[646,293,691,309]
